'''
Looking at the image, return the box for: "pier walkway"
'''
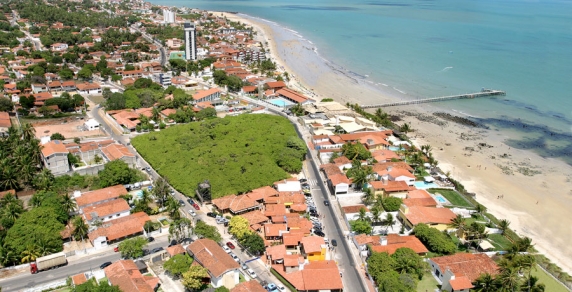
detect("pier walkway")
[361,89,506,109]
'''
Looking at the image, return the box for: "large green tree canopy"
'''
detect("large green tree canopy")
[131,115,305,198]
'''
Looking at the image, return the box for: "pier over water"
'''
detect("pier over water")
[361,89,506,109]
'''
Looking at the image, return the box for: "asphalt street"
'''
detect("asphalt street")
[0,238,169,291]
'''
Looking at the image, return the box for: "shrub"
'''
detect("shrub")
[413,224,456,255]
[382,197,403,212]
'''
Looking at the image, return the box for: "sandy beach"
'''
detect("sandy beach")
[216,11,572,274]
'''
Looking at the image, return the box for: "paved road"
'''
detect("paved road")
[0,238,169,291]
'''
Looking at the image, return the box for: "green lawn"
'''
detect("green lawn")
[487,234,512,251]
[417,271,440,292]
[449,234,469,252]
[428,188,473,208]
[531,266,570,292]
[87,95,106,105]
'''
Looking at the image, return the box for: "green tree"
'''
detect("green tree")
[168,218,193,243]
[50,132,65,140]
[163,254,193,278]
[498,219,511,236]
[229,215,250,239]
[118,237,148,259]
[412,224,456,255]
[376,270,415,292]
[391,247,426,279]
[214,287,230,292]
[350,219,372,235]
[152,177,170,207]
[181,265,208,291]
[74,278,122,292]
[72,216,89,241]
[448,214,467,240]
[194,220,222,242]
[382,197,403,212]
[497,266,521,292]
[367,252,396,281]
[97,160,142,188]
[473,273,499,292]
[239,232,266,255]
[20,244,40,263]
[0,98,14,112]
[195,108,216,121]
[77,66,93,80]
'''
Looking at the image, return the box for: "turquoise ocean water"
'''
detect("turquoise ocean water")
[151,0,572,164]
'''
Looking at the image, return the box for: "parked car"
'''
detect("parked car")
[187,198,194,205]
[100,261,112,269]
[193,203,200,210]
[314,230,325,237]
[324,200,330,206]
[179,200,185,206]
[241,263,248,271]
[207,212,217,218]
[145,167,151,173]
[226,242,235,249]
[247,268,257,278]
[113,247,119,252]
[188,209,196,217]
[230,253,240,262]
[331,239,338,247]
[151,247,164,253]
[277,284,286,291]
[169,189,175,195]
[266,283,278,291]
[147,236,154,242]
[299,178,307,183]
[222,246,231,253]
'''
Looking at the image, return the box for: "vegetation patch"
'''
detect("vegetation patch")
[132,115,305,198]
[487,234,513,251]
[427,188,473,208]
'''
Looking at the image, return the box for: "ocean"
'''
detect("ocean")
[150,0,572,165]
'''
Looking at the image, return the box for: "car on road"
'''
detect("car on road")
[179,200,185,206]
[187,198,194,205]
[222,246,231,253]
[314,230,325,237]
[241,263,248,270]
[299,178,307,183]
[169,189,175,195]
[151,247,164,253]
[145,167,151,173]
[277,284,286,291]
[226,242,235,249]
[324,200,330,206]
[147,236,154,242]
[246,268,257,278]
[114,247,119,252]
[188,209,196,217]
[100,261,112,269]
[193,203,200,210]
[266,283,278,291]
[331,239,338,247]
[230,253,240,262]
[207,212,217,218]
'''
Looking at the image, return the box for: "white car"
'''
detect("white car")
[247,268,257,278]
[222,246,231,253]
[188,209,196,217]
[230,253,240,262]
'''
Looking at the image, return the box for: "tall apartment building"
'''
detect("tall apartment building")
[184,22,197,60]
[163,9,175,23]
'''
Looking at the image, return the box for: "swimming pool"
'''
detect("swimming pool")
[134,190,143,199]
[435,194,448,204]
[267,98,295,107]
[413,181,439,189]
[388,146,401,151]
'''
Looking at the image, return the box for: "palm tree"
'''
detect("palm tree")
[517,237,534,253]
[60,194,77,215]
[370,206,382,226]
[476,204,487,215]
[361,188,375,206]
[20,244,40,263]
[35,238,56,256]
[449,214,467,240]
[0,167,20,191]
[522,275,545,292]
[20,123,36,142]
[498,219,511,236]
[382,213,395,231]
[399,122,411,133]
[497,266,522,292]
[355,208,369,222]
[72,216,89,241]
[34,168,54,190]
[166,197,181,220]
[473,273,498,292]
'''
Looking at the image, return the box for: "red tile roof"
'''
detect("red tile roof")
[104,260,158,292]
[192,87,221,101]
[450,276,474,290]
[275,260,343,291]
[431,253,499,282]
[370,180,410,192]
[82,198,130,221]
[231,281,267,292]
[264,223,288,237]
[186,239,239,278]
[71,273,88,285]
[276,88,310,104]
[75,185,128,208]
[404,206,456,225]
[301,236,325,253]
[87,212,150,242]
[100,143,134,161]
[265,244,286,260]
[41,140,68,157]
[212,194,259,213]
[166,244,186,256]
[370,234,428,255]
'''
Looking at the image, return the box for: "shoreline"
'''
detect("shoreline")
[215,11,572,274]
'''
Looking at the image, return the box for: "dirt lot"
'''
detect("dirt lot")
[32,117,105,140]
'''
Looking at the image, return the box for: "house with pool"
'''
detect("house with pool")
[398,204,456,231]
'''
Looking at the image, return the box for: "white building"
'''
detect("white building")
[184,22,196,60]
[163,9,175,23]
[84,119,100,131]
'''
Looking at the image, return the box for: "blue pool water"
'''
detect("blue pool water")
[268,98,294,107]
[134,190,143,199]
[413,181,439,189]
[435,195,447,203]
[388,146,400,151]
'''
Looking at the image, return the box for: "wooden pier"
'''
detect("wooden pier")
[361,89,506,109]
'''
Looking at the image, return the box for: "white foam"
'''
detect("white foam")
[393,87,407,94]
